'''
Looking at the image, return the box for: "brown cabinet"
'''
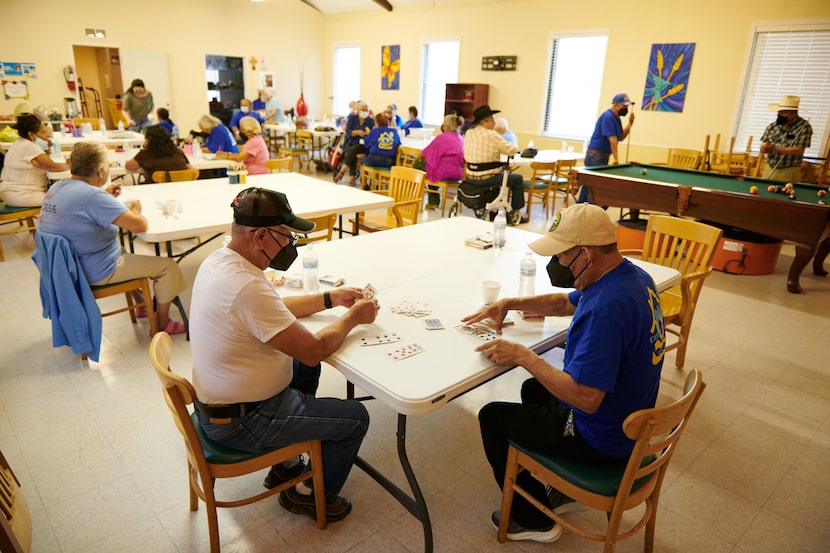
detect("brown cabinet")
[444,83,489,123]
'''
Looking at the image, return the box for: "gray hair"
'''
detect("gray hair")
[494,117,509,133]
[70,142,109,177]
[239,116,261,135]
[198,114,222,130]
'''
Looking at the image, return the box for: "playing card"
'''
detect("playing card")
[390,300,432,317]
[455,323,499,342]
[423,318,444,330]
[360,333,401,346]
[387,343,424,361]
[363,283,377,298]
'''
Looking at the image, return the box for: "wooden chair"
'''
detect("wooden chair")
[522,161,557,218]
[355,166,425,232]
[297,212,336,244]
[498,369,706,553]
[621,216,722,369]
[151,168,200,183]
[396,146,421,168]
[709,136,749,176]
[0,205,39,262]
[0,447,31,553]
[552,159,577,214]
[424,178,461,217]
[148,332,327,553]
[279,129,312,172]
[265,157,292,173]
[666,148,702,170]
[71,117,101,131]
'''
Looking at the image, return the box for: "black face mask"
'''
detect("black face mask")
[262,229,298,270]
[546,248,587,288]
[618,107,629,117]
[776,114,789,125]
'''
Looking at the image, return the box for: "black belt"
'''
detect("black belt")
[195,399,263,419]
[466,161,503,172]
[586,149,610,159]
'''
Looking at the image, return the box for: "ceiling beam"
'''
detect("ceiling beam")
[373,0,394,11]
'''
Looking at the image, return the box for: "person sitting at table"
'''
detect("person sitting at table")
[229,99,265,145]
[419,113,464,209]
[401,106,423,136]
[121,78,154,133]
[494,117,518,146]
[215,116,269,175]
[384,104,404,128]
[155,107,179,139]
[38,141,187,335]
[197,114,239,155]
[760,95,813,183]
[255,88,285,123]
[0,113,69,207]
[125,125,192,183]
[360,113,400,183]
[333,100,375,185]
[462,203,666,543]
[189,186,380,523]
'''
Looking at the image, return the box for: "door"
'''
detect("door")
[120,48,172,113]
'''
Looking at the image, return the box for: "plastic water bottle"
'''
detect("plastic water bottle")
[117,120,124,132]
[493,207,507,249]
[519,251,537,297]
[98,117,107,133]
[302,244,319,294]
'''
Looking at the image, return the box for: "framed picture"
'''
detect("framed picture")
[381,45,400,90]
[259,72,275,89]
[641,43,696,112]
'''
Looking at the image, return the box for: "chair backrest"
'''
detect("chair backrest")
[72,117,100,131]
[0,448,31,553]
[152,168,200,183]
[295,130,313,149]
[397,146,422,168]
[666,148,702,169]
[388,166,426,226]
[619,369,705,504]
[265,157,292,173]
[529,161,557,184]
[297,213,337,244]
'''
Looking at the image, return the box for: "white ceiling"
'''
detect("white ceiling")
[298,0,455,14]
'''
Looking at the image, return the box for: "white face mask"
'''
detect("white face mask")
[34,137,49,151]
[359,110,369,118]
[240,106,250,113]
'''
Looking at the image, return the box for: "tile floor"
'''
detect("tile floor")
[1,176,828,552]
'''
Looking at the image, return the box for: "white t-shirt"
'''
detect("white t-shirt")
[191,247,297,404]
[0,139,48,195]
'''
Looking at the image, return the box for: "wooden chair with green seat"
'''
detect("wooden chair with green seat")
[0,205,39,262]
[359,151,397,191]
[265,157,292,173]
[553,158,578,212]
[279,129,312,172]
[354,166,425,232]
[666,148,702,170]
[498,369,706,553]
[522,161,557,219]
[151,168,200,183]
[148,332,327,553]
[396,145,421,168]
[621,215,722,369]
[1,447,32,553]
[297,213,337,245]
[424,177,461,217]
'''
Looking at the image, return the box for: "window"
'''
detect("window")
[332,44,360,117]
[543,33,608,140]
[421,39,461,125]
[735,25,830,158]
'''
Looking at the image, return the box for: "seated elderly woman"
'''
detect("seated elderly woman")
[420,113,465,209]
[197,114,239,155]
[38,141,187,334]
[125,124,192,183]
[215,116,269,175]
[362,113,401,170]
[0,113,69,207]
[334,100,375,185]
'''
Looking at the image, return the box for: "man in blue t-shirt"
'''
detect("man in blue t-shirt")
[463,203,665,543]
[579,93,636,203]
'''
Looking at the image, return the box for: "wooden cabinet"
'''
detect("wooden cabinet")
[444,83,489,123]
[205,55,244,126]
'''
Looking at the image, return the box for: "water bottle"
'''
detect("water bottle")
[519,251,537,297]
[493,207,507,249]
[117,120,125,132]
[302,244,319,294]
[98,117,107,133]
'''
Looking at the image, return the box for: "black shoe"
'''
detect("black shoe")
[263,457,306,490]
[490,510,561,542]
[547,487,587,515]
[279,486,353,522]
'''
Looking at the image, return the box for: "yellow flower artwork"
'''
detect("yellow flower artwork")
[381,45,400,90]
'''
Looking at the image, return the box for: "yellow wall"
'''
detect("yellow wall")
[2,0,827,163]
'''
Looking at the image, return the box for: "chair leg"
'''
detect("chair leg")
[497,446,521,543]
[173,296,189,340]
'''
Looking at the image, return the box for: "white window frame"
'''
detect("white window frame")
[420,37,461,126]
[735,22,830,158]
[541,30,609,140]
[332,43,361,118]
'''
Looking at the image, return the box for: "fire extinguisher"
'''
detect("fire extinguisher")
[63,66,77,92]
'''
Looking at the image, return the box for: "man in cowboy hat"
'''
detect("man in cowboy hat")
[463,104,527,224]
[760,95,812,182]
[189,187,381,523]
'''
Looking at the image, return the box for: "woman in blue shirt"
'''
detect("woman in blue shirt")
[197,114,239,154]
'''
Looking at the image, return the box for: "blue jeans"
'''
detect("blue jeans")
[198,360,369,496]
[466,171,525,211]
[578,152,611,203]
[128,118,151,133]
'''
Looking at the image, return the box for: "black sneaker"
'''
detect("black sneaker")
[547,487,587,515]
[489,510,561,542]
[279,486,353,522]
[263,457,306,490]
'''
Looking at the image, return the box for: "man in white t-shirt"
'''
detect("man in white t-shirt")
[190,187,380,523]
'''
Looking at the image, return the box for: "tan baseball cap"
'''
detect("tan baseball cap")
[529,204,617,257]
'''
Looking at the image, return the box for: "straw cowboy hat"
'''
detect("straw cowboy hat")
[768,95,800,112]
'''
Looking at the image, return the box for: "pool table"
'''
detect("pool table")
[574,163,830,294]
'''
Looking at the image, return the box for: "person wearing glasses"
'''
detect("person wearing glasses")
[189,187,380,524]
[462,203,666,543]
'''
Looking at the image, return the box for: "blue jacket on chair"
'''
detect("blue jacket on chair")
[32,230,103,361]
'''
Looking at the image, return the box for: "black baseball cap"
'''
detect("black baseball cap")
[230,187,315,232]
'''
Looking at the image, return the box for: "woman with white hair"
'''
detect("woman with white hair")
[197,114,238,155]
[420,113,465,209]
[258,88,285,123]
[214,116,268,175]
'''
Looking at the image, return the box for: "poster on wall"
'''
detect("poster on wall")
[641,43,695,112]
[3,80,30,100]
[381,45,400,90]
[1,62,37,79]
[259,72,275,89]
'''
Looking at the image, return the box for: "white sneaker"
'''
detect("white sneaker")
[490,510,562,543]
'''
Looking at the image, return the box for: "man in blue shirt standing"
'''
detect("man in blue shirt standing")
[463,203,665,543]
[579,93,636,203]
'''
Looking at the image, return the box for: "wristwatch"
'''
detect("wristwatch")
[323,291,333,309]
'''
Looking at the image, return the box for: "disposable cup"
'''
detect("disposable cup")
[482,280,501,305]
[164,199,177,215]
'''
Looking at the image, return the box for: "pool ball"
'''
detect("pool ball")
[819,190,827,197]
[640,168,648,175]
[819,200,826,205]
[774,185,783,193]
[768,185,776,192]
[784,182,794,189]
[749,186,759,194]
[788,193,797,200]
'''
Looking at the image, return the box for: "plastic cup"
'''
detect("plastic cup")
[228,170,239,184]
[482,280,501,305]
[164,199,177,215]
